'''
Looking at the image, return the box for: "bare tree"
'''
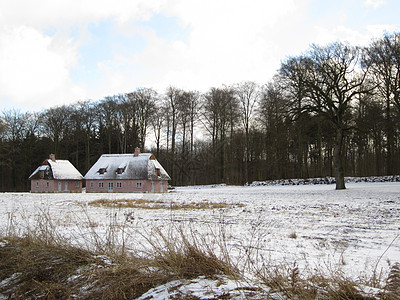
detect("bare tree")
[258,81,290,179]
[165,86,184,183]
[235,81,260,183]
[151,99,167,158]
[98,96,119,154]
[2,110,30,190]
[117,94,135,153]
[280,56,317,177]
[41,105,72,156]
[282,42,371,189]
[202,86,239,183]
[127,88,157,149]
[363,32,400,174]
[76,101,98,171]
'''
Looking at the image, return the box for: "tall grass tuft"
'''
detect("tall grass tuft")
[140,226,240,280]
[0,215,240,299]
[1,207,398,299]
[385,262,400,298]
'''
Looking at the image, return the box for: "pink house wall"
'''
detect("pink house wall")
[85,179,168,193]
[31,179,82,193]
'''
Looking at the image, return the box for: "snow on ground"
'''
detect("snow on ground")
[1,181,399,290]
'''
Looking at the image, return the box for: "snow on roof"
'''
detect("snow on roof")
[48,160,83,180]
[84,153,171,181]
[29,159,83,180]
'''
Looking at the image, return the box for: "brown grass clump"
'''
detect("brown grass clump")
[3,231,391,299]
[0,226,240,299]
[0,235,174,299]
[256,263,381,299]
[385,262,400,299]
[1,209,397,299]
[142,227,240,280]
[0,235,98,299]
[88,198,242,210]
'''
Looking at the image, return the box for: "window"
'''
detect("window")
[156,168,160,177]
[90,182,94,188]
[99,182,104,188]
[116,167,125,174]
[75,182,80,188]
[98,168,106,174]
[117,182,122,188]
[136,182,142,188]
[36,181,39,188]
[46,182,49,187]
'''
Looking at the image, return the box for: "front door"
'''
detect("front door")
[58,182,62,192]
[108,182,114,193]
[64,182,68,192]
[151,182,155,193]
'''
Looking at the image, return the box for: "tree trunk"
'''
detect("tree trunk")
[385,95,394,175]
[156,126,160,158]
[334,127,346,190]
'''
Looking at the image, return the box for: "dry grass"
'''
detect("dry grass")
[1,208,399,299]
[0,223,240,299]
[141,227,240,280]
[385,263,400,298]
[0,234,175,299]
[255,263,382,299]
[88,198,243,210]
[1,233,397,299]
[0,235,99,299]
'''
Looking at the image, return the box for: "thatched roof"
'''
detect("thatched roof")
[84,153,170,181]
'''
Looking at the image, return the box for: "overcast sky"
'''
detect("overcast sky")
[0,0,399,112]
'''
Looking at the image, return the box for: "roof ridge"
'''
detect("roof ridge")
[47,159,70,162]
[101,153,151,156]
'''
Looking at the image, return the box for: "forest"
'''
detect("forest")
[0,32,399,191]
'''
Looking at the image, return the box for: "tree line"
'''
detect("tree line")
[1,32,399,191]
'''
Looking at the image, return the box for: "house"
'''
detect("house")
[29,154,83,193]
[84,148,171,193]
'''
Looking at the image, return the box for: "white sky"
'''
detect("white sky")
[0,0,399,111]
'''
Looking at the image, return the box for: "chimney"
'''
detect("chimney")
[49,154,56,162]
[134,147,141,157]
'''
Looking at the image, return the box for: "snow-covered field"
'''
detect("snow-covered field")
[1,181,399,297]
